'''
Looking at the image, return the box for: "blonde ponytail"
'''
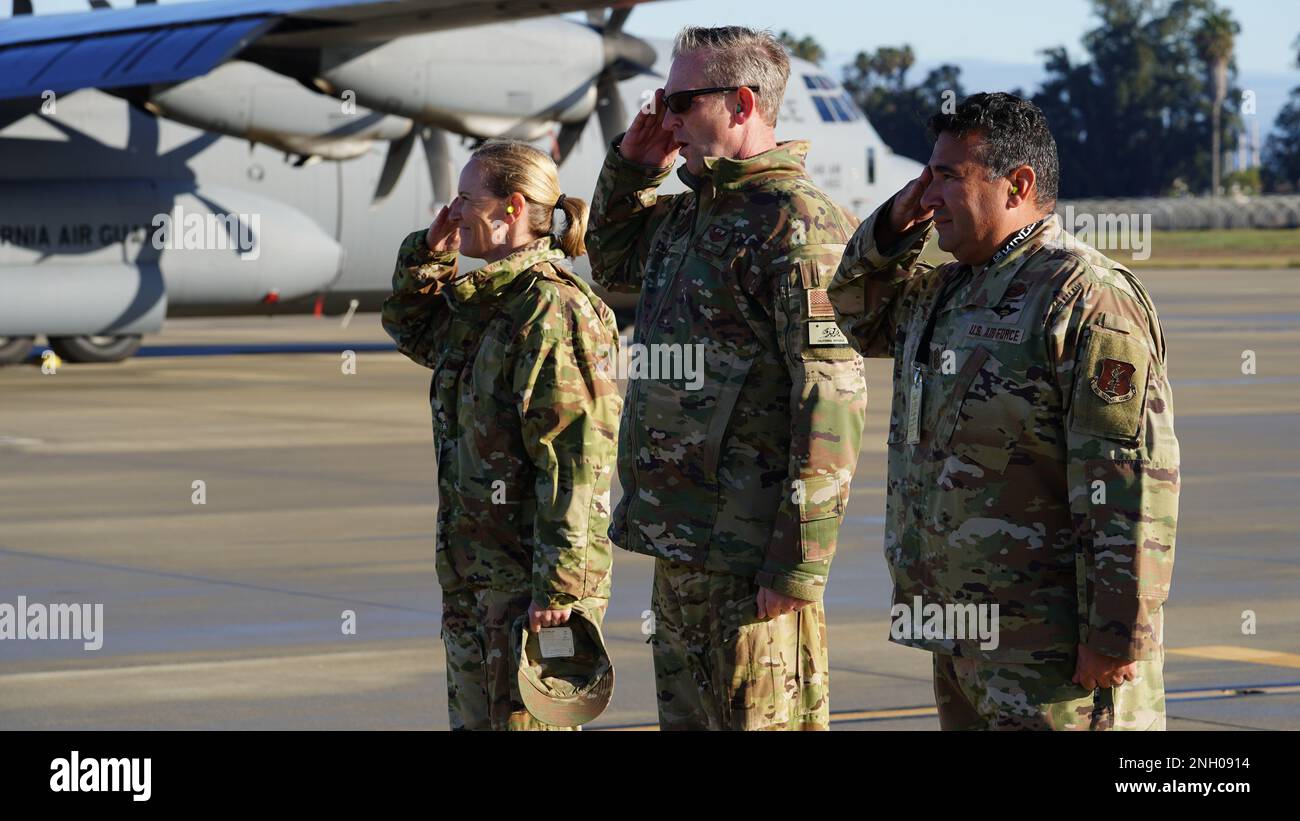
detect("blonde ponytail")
[470,140,587,258]
[554,194,588,258]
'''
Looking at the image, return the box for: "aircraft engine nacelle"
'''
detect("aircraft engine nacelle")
[315,20,607,140]
[146,61,413,161]
[0,181,342,336]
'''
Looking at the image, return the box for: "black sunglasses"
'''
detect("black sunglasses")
[663,85,760,114]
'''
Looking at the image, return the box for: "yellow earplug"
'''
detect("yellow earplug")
[1010,184,1018,194]
[506,205,515,214]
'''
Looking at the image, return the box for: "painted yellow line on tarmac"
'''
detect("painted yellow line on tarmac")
[1168,645,1300,670]
[597,683,1300,731]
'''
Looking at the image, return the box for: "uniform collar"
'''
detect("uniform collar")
[446,236,563,308]
[677,139,812,193]
[962,215,1061,308]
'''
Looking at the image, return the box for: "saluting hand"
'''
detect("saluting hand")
[425,205,460,254]
[879,166,935,245]
[618,88,683,169]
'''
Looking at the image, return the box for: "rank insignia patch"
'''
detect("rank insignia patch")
[1091,358,1138,403]
[992,282,1028,321]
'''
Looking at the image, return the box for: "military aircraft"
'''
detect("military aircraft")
[0,0,922,364]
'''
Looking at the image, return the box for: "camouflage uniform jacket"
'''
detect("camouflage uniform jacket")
[585,138,867,602]
[828,204,1179,663]
[381,232,621,608]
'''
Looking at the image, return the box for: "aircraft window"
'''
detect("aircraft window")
[839,94,860,119]
[812,96,834,122]
[827,97,851,122]
[803,75,819,90]
[820,76,836,90]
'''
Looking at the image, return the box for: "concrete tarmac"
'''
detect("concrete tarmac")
[1,265,1298,730]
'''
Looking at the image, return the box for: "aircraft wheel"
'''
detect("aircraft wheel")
[47,334,143,364]
[0,335,35,365]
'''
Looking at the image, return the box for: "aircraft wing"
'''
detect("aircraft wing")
[0,0,659,101]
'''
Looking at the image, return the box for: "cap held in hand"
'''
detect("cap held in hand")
[512,603,614,727]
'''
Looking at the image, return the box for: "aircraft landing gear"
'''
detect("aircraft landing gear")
[47,335,143,363]
[0,336,35,365]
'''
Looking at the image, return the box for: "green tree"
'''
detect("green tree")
[842,45,965,163]
[1263,36,1300,192]
[778,31,825,66]
[1032,0,1242,197]
[1195,10,1240,196]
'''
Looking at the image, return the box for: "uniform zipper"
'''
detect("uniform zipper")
[625,192,720,531]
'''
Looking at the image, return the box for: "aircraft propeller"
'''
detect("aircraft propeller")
[371,123,454,207]
[555,7,658,164]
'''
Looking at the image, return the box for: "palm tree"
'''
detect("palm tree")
[1195,11,1240,196]
[778,32,825,66]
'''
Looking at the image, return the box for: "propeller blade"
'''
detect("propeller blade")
[372,129,414,206]
[605,7,631,35]
[601,7,658,82]
[554,120,588,165]
[419,126,454,205]
[595,71,626,146]
[570,6,655,154]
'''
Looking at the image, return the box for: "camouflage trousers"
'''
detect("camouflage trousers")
[650,560,830,731]
[932,648,1166,731]
[441,587,606,731]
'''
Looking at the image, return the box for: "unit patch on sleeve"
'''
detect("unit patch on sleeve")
[1091,357,1138,403]
[808,320,849,346]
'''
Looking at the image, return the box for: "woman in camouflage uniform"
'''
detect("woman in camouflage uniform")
[382,141,621,730]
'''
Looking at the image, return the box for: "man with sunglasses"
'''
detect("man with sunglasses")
[585,26,867,731]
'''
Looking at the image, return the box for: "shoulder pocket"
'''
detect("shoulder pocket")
[1069,319,1149,444]
[786,259,857,362]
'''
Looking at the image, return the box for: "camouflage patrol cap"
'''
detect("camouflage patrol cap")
[513,604,614,727]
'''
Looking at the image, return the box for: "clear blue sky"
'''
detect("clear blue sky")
[624,0,1298,73]
[8,0,1298,127]
[8,0,1297,71]
[617,0,1298,134]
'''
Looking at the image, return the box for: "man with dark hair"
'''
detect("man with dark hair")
[926,92,1060,209]
[829,92,1179,730]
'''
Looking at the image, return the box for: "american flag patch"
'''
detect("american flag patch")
[806,288,835,318]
